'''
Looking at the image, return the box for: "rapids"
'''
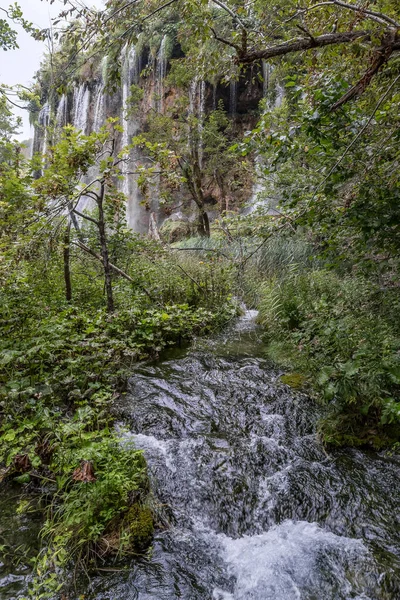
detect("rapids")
[2,312,400,599]
[93,311,400,599]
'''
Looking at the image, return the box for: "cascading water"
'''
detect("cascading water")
[71,84,91,211]
[212,83,217,110]
[56,95,68,128]
[156,35,168,112]
[93,84,106,133]
[274,83,284,109]
[2,313,400,599]
[92,57,109,132]
[189,78,206,167]
[73,84,90,134]
[245,72,285,215]
[198,80,206,168]
[89,313,399,599]
[121,44,146,233]
[262,60,270,97]
[38,102,51,172]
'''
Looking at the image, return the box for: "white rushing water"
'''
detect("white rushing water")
[157,35,168,112]
[73,84,90,133]
[262,60,270,97]
[101,309,400,600]
[214,521,370,600]
[56,95,68,128]
[38,102,51,172]
[93,85,105,133]
[121,43,146,232]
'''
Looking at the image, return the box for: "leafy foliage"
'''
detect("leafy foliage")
[258,269,400,446]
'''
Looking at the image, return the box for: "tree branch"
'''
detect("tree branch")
[330,37,397,110]
[313,72,400,200]
[72,208,99,225]
[210,27,241,52]
[238,30,371,63]
[71,240,154,300]
[330,1,399,28]
[211,0,247,30]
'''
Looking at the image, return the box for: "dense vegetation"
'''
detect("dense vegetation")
[1,0,400,597]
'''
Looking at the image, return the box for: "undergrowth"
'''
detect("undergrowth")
[0,242,236,599]
[257,269,400,447]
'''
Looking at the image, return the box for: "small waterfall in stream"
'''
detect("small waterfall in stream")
[87,313,400,599]
[2,313,400,599]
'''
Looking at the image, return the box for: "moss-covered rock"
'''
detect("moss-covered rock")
[126,504,154,550]
[160,218,192,243]
[280,372,306,389]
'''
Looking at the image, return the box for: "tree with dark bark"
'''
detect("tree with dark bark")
[34,120,137,312]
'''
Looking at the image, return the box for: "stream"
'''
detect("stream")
[2,311,400,599]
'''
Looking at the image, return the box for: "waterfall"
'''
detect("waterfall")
[56,95,67,128]
[93,84,106,132]
[71,85,91,213]
[73,84,90,133]
[274,82,284,108]
[121,44,138,148]
[262,60,270,97]
[121,43,145,233]
[156,35,168,112]
[188,79,206,167]
[93,57,108,132]
[229,80,237,116]
[38,102,51,170]
[198,80,206,168]
[101,55,108,83]
[189,78,197,115]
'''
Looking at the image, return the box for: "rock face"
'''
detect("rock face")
[33,39,265,235]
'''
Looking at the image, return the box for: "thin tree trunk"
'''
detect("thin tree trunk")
[186,149,210,238]
[97,182,115,313]
[199,210,210,237]
[63,222,72,302]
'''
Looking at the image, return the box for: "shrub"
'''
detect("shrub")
[258,270,400,446]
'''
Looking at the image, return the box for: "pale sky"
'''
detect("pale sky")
[1,0,104,139]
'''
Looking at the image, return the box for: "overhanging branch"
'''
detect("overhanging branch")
[237,30,371,63]
[330,38,397,111]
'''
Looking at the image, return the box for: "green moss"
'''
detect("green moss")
[280,372,306,389]
[160,218,191,243]
[126,504,154,550]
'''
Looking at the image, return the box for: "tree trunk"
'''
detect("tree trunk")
[198,209,210,237]
[97,182,115,313]
[63,222,72,302]
[186,148,210,238]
